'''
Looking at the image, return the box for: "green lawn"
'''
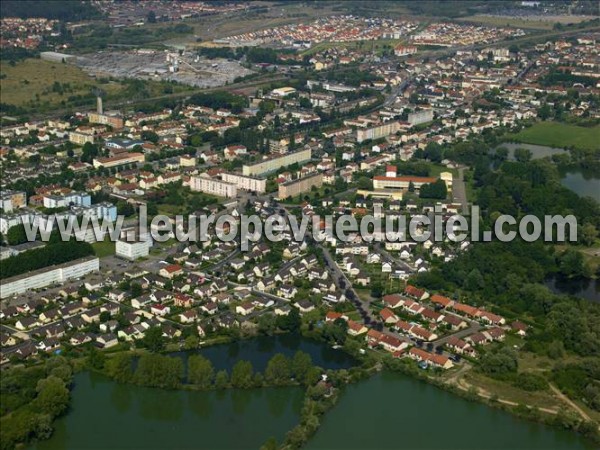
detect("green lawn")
[511,122,600,151]
[92,240,116,258]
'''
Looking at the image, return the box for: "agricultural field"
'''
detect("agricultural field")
[0,58,192,114]
[0,58,107,107]
[510,122,600,151]
[459,14,595,30]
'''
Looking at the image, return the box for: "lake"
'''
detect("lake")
[306,372,595,450]
[545,276,600,303]
[559,169,600,203]
[493,144,599,202]
[175,333,357,372]
[32,371,304,450]
[31,361,595,450]
[495,143,567,161]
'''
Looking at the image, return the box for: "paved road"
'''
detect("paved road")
[378,245,414,275]
[432,319,483,347]
[452,166,468,213]
[320,246,381,326]
[383,77,411,108]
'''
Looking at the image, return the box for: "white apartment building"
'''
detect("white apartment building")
[116,238,152,260]
[356,121,402,143]
[190,175,237,198]
[242,148,311,177]
[0,190,27,213]
[0,256,100,299]
[221,172,267,194]
[43,192,91,209]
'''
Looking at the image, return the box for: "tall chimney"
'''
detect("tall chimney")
[97,96,103,114]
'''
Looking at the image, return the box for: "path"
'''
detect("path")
[447,366,599,425]
[452,166,468,213]
[549,383,593,423]
[454,376,559,415]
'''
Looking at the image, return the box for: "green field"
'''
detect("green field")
[459,14,594,30]
[0,58,191,113]
[511,122,600,151]
[92,239,116,258]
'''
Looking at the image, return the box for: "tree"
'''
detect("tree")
[47,363,72,384]
[514,148,532,163]
[187,355,214,387]
[517,372,547,391]
[142,326,165,353]
[130,282,143,297]
[116,201,135,217]
[87,347,106,370]
[231,360,254,388]
[538,103,552,120]
[547,340,565,359]
[147,10,157,23]
[215,370,229,389]
[291,351,313,384]
[265,353,291,385]
[260,437,278,450]
[356,176,371,190]
[419,179,447,199]
[298,97,312,109]
[557,249,586,278]
[480,347,518,376]
[35,376,69,417]
[135,354,183,389]
[424,142,443,162]
[323,318,348,345]
[105,353,133,383]
[184,334,199,350]
[258,313,277,335]
[581,223,598,246]
[141,130,159,143]
[277,307,301,332]
[6,224,28,245]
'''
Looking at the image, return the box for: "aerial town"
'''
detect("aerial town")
[0,1,599,450]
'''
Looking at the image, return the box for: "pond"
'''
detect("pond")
[559,169,600,203]
[32,371,304,450]
[495,143,567,160]
[544,276,600,303]
[173,333,357,372]
[306,372,595,450]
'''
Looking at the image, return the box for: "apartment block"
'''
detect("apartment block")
[93,152,145,169]
[0,190,27,212]
[373,175,437,190]
[221,172,267,194]
[278,173,323,200]
[0,256,100,299]
[190,175,237,198]
[356,121,402,143]
[408,109,434,126]
[243,148,311,177]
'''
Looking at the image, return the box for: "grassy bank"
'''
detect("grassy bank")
[510,122,600,151]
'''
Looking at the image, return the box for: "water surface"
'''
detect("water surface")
[306,372,594,450]
[33,372,303,450]
[176,334,357,372]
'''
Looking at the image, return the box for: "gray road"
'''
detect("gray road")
[452,166,468,213]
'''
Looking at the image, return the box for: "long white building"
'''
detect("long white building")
[242,148,311,177]
[190,174,238,198]
[221,172,267,193]
[0,256,100,299]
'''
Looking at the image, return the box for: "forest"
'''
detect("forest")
[0,241,94,279]
[0,1,102,20]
